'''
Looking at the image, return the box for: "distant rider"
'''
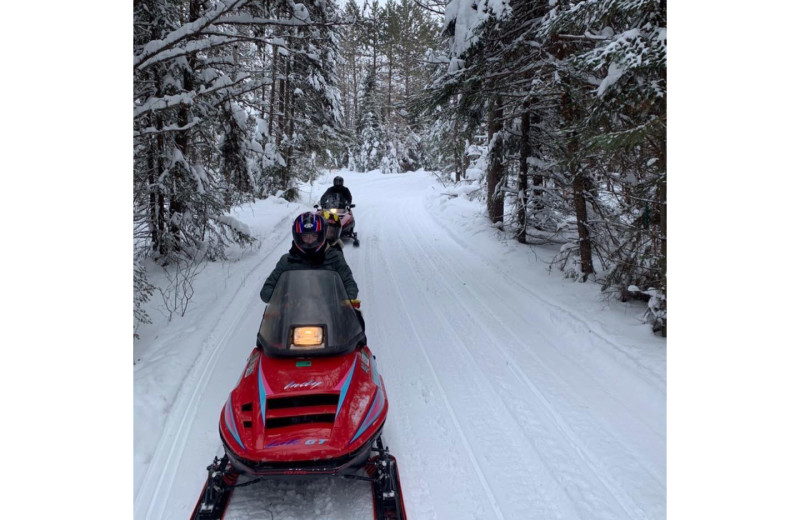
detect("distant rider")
[320,175,352,207]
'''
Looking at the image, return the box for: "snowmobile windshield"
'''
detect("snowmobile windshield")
[257,270,365,357]
[320,191,349,210]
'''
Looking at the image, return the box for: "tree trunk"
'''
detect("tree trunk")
[279,44,292,189]
[486,96,504,227]
[352,54,358,131]
[453,113,462,183]
[286,54,296,179]
[387,45,393,120]
[556,34,594,279]
[169,0,202,251]
[573,168,594,279]
[149,131,166,256]
[260,30,267,120]
[278,50,287,147]
[269,44,278,136]
[517,101,530,243]
[657,141,666,291]
[530,100,544,214]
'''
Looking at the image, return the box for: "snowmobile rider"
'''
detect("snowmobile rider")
[321,175,353,207]
[260,211,358,303]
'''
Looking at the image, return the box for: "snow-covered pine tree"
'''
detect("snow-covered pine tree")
[541,0,667,333]
[355,67,385,171]
[134,0,345,327]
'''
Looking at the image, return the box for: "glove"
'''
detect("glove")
[341,299,361,309]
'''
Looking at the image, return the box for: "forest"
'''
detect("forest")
[133,0,667,335]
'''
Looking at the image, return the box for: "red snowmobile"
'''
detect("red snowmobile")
[317,192,360,247]
[191,270,405,520]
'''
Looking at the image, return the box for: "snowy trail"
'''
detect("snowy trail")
[134,170,665,520]
[135,214,296,519]
[355,173,664,520]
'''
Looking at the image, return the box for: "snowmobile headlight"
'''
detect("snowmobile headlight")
[291,326,324,348]
[329,208,339,215]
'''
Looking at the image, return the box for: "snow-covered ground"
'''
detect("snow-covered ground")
[133,169,665,520]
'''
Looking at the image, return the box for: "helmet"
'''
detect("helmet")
[333,176,344,187]
[322,210,342,241]
[292,212,327,255]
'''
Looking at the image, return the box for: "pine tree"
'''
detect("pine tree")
[542,0,667,331]
[355,67,384,171]
[134,0,346,326]
[431,0,666,332]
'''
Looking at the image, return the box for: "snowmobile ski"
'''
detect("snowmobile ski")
[190,456,239,520]
[367,437,407,520]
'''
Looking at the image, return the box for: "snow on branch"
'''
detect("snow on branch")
[137,35,245,70]
[134,0,249,71]
[444,0,511,72]
[134,73,257,120]
[215,14,344,27]
[135,117,203,137]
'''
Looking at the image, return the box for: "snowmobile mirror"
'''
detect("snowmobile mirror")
[349,204,356,208]
[313,204,319,209]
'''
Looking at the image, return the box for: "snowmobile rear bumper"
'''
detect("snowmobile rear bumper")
[220,426,382,477]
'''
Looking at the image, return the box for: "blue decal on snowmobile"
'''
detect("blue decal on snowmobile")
[265,438,300,448]
[336,359,358,418]
[349,387,385,445]
[224,397,245,451]
[258,357,275,426]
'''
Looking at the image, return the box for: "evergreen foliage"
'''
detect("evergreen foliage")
[427,0,667,334]
[133,0,345,326]
[133,0,667,335]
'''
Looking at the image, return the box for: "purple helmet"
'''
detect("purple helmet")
[292,212,327,255]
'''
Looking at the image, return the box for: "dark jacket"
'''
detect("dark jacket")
[260,243,358,303]
[328,238,344,252]
[321,185,353,207]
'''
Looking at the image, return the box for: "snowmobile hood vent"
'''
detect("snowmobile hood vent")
[266,413,336,429]
[264,394,340,429]
[268,394,339,409]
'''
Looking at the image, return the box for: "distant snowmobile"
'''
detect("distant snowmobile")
[317,191,359,247]
[191,270,405,520]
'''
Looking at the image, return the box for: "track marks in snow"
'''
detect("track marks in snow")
[135,215,294,520]
[381,247,507,520]
[225,477,373,520]
[386,226,586,519]
[400,217,663,520]
[424,192,665,389]
[361,173,665,519]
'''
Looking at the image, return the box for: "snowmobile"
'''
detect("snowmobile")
[317,192,359,247]
[191,270,405,520]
